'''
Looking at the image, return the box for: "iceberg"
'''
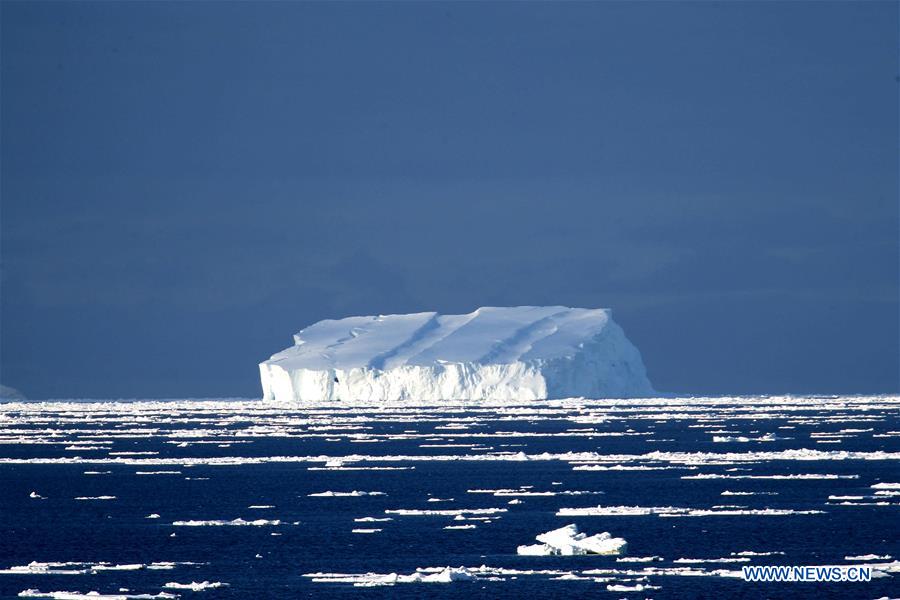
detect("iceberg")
[517,524,628,556]
[259,306,653,403]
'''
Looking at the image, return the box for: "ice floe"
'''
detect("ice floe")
[307,491,385,497]
[162,581,228,591]
[18,592,175,599]
[517,524,627,556]
[557,505,824,517]
[305,566,479,586]
[171,518,281,526]
[385,508,506,517]
[606,583,660,591]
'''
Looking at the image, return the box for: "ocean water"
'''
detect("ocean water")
[0,396,898,599]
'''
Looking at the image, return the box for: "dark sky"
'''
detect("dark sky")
[2,1,897,399]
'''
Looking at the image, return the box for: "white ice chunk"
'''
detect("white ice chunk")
[162,581,228,591]
[517,524,627,556]
[171,518,280,526]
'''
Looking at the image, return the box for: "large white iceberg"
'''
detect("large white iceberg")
[259,306,653,403]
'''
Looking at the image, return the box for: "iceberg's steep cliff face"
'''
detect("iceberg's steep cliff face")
[259,306,654,403]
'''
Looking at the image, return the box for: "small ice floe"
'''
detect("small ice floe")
[353,517,392,523]
[91,564,144,572]
[29,492,45,500]
[163,581,228,591]
[557,505,824,517]
[305,566,478,586]
[731,551,785,557]
[0,562,193,576]
[661,508,824,518]
[444,524,477,530]
[74,496,116,501]
[572,464,680,471]
[1,562,90,575]
[352,529,382,534]
[307,491,386,497]
[674,557,750,564]
[551,573,591,581]
[871,483,900,490]
[385,508,506,517]
[712,434,780,443]
[468,487,603,497]
[427,498,453,503]
[135,471,181,476]
[172,518,280,527]
[517,524,627,556]
[83,472,111,476]
[683,473,857,481]
[606,583,661,592]
[557,505,676,516]
[844,554,892,561]
[18,589,176,599]
[720,491,778,496]
[508,499,522,505]
[145,514,161,519]
[616,556,663,563]
[247,505,274,509]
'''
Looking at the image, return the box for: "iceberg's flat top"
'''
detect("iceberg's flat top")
[267,306,613,371]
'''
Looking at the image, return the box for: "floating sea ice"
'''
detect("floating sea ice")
[308,491,385,497]
[162,581,229,591]
[616,556,663,563]
[557,505,823,517]
[683,473,856,481]
[0,563,90,576]
[385,508,506,517]
[517,524,627,556]
[606,583,661,592]
[18,591,177,599]
[712,434,779,443]
[145,514,160,519]
[29,492,45,499]
[444,524,476,530]
[1,563,195,576]
[673,557,750,564]
[74,496,116,501]
[871,483,900,490]
[352,529,382,534]
[844,554,892,561]
[307,566,478,586]
[171,519,280,527]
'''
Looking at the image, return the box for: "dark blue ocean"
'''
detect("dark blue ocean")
[1,396,898,599]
